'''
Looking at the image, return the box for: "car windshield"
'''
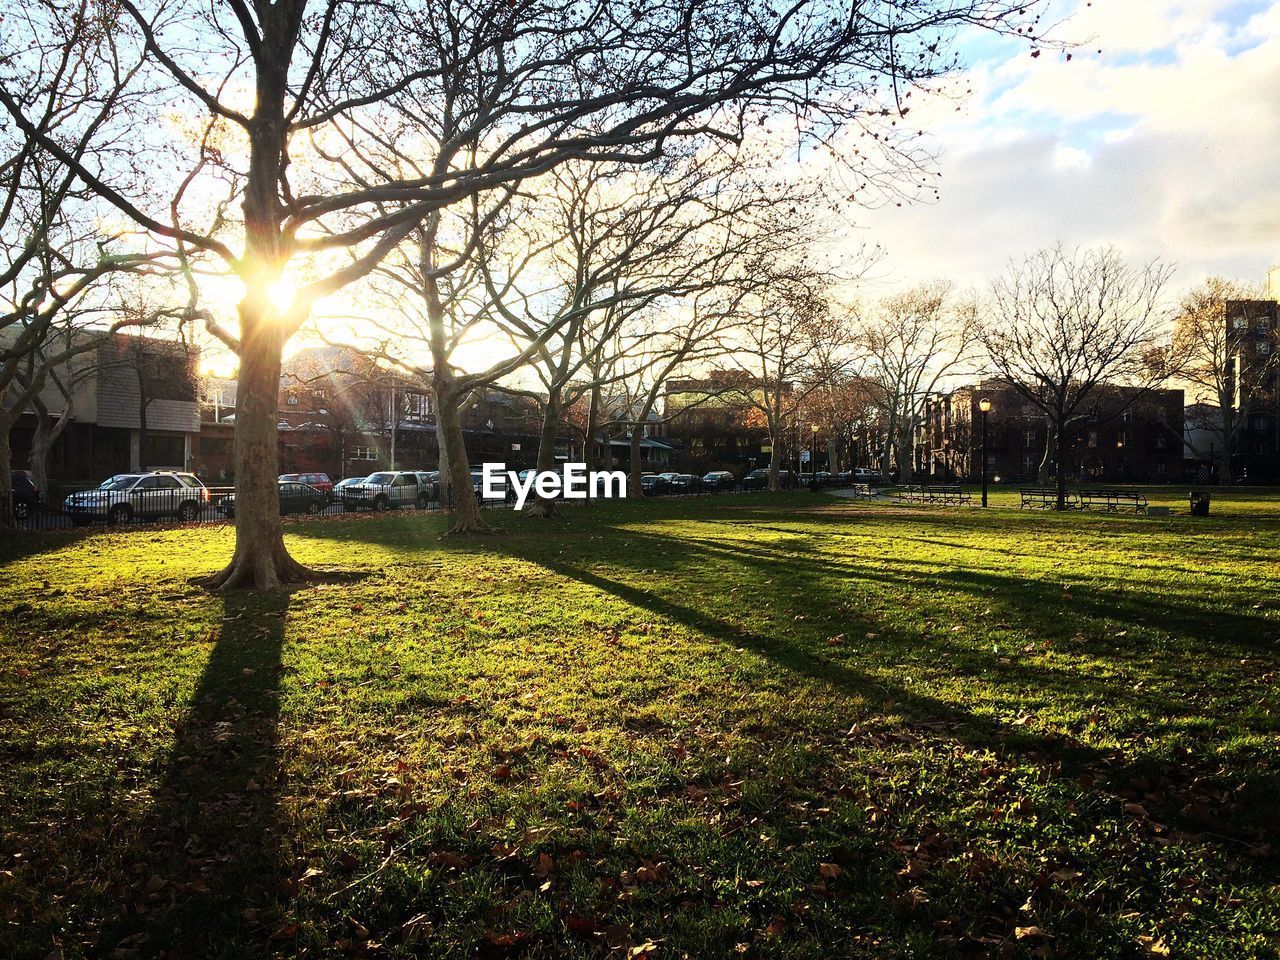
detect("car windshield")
[99,475,141,491]
[364,472,395,485]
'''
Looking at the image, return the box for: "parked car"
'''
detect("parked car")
[340,470,440,510]
[669,473,699,493]
[742,468,795,490]
[853,468,883,484]
[279,472,334,500]
[701,470,736,491]
[10,470,45,523]
[219,480,328,519]
[470,468,509,501]
[640,473,668,496]
[814,471,832,487]
[333,476,369,494]
[63,471,209,525]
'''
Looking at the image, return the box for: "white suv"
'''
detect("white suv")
[339,470,439,511]
[64,471,209,525]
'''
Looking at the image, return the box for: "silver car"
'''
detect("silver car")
[64,471,209,525]
[339,470,439,511]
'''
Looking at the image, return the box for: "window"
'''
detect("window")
[1024,430,1036,448]
[353,446,376,460]
[1088,430,1098,447]
[286,392,299,405]
[1260,342,1274,356]
[403,392,431,420]
[1156,436,1167,450]
[1156,462,1167,476]
[1233,314,1248,329]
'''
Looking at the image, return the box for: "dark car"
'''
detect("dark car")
[701,470,736,491]
[219,481,327,519]
[640,473,668,496]
[10,470,44,523]
[279,472,334,500]
[669,473,700,493]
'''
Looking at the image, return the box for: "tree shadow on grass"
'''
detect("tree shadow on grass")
[100,591,292,959]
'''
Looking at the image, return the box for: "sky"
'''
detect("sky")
[847,0,1280,298]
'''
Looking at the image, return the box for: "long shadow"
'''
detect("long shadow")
[99,592,291,959]
[517,544,1114,774]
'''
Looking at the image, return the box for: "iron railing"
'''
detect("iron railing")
[1,473,830,533]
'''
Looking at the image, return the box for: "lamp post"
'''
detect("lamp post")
[810,424,819,491]
[978,397,991,508]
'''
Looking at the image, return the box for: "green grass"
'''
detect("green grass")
[1,493,1278,959]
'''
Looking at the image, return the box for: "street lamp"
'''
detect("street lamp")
[809,423,820,491]
[978,397,992,508]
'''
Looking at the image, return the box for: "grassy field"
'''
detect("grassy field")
[1,492,1278,959]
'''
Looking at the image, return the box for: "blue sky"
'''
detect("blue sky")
[847,0,1280,296]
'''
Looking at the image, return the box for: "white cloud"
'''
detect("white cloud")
[844,0,1280,297]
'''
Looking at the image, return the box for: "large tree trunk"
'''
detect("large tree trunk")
[420,226,490,534]
[199,20,327,590]
[1054,422,1070,511]
[627,425,644,498]
[200,313,319,590]
[29,398,72,498]
[524,391,562,518]
[767,418,782,491]
[881,410,897,480]
[434,380,491,534]
[0,413,14,529]
[583,384,600,475]
[1037,416,1056,485]
[897,417,915,484]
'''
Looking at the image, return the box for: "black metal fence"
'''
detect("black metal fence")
[1,473,829,534]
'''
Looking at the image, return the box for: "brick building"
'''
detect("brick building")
[1220,297,1280,479]
[917,380,1185,484]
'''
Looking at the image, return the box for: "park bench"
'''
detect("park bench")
[893,484,972,506]
[850,483,878,499]
[1079,488,1148,514]
[1020,487,1080,510]
[927,485,972,505]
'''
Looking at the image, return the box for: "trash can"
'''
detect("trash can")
[1189,491,1211,517]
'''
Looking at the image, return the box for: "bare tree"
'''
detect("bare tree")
[727,270,860,490]
[490,148,796,515]
[1172,277,1279,482]
[4,0,1045,581]
[0,0,161,525]
[858,282,975,483]
[979,246,1175,509]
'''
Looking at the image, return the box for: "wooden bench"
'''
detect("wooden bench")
[1020,487,1080,510]
[893,484,972,506]
[1080,488,1148,514]
[850,483,878,499]
[927,485,972,505]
